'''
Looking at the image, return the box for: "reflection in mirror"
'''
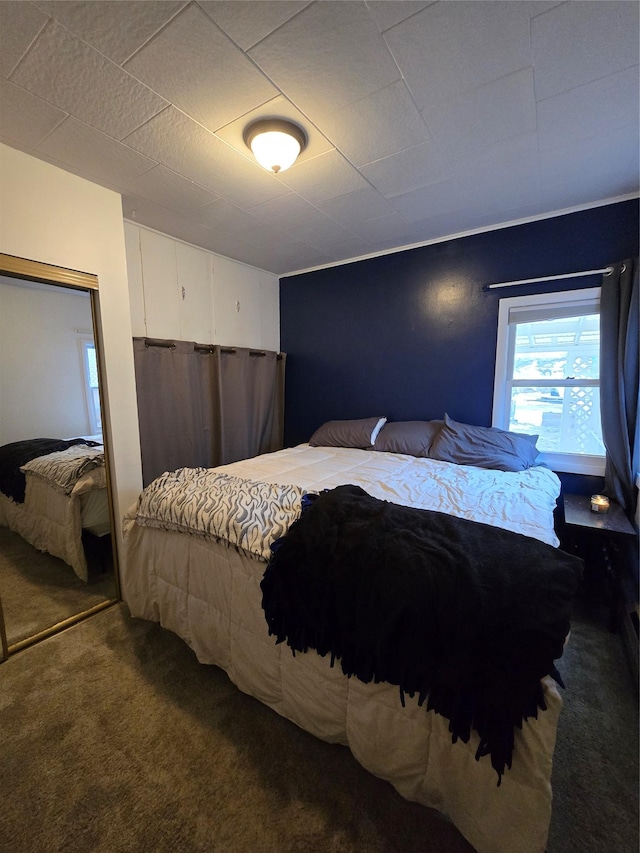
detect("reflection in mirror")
[0,272,117,653]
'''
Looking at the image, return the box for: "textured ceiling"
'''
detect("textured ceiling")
[1,0,638,276]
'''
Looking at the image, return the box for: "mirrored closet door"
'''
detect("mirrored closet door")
[0,254,119,660]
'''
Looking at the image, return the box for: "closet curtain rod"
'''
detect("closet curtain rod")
[143,339,282,359]
[483,265,614,291]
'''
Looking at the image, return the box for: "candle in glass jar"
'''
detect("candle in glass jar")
[590,494,610,513]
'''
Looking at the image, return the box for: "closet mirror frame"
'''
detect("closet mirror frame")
[0,252,120,661]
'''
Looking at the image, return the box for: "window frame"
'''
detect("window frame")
[78,336,102,438]
[492,287,604,476]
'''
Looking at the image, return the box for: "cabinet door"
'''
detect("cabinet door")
[139,229,178,340]
[259,274,280,352]
[176,242,213,343]
[212,255,268,348]
[123,223,146,337]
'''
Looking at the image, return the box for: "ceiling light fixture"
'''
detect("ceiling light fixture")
[243,119,307,175]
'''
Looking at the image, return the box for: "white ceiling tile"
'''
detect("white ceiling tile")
[537,67,640,153]
[198,1,312,51]
[124,196,270,270]
[360,140,450,197]
[263,242,335,275]
[37,1,186,65]
[407,206,503,242]
[283,213,356,249]
[540,128,640,206]
[365,1,433,33]
[465,169,542,218]
[199,229,267,267]
[356,232,422,257]
[249,1,400,115]
[195,199,316,262]
[0,1,48,78]
[190,196,271,236]
[122,164,219,213]
[528,2,564,18]
[0,78,67,148]
[385,1,532,113]
[324,235,371,260]
[277,149,370,203]
[316,187,397,225]
[454,133,541,213]
[11,19,168,139]
[425,68,536,162]
[124,4,277,133]
[0,0,637,276]
[124,107,289,207]
[350,212,417,243]
[389,179,463,223]
[122,194,217,247]
[319,80,431,167]
[532,1,640,101]
[247,192,326,228]
[35,116,158,186]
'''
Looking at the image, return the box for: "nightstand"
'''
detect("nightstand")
[562,494,637,632]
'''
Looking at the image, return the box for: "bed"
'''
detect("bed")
[0,437,110,582]
[121,417,582,853]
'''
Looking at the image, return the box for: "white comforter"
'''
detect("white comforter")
[214,443,561,547]
[122,445,563,853]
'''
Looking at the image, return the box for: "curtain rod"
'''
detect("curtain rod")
[483,265,614,291]
[143,340,282,359]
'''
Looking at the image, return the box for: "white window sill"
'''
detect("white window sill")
[539,451,605,476]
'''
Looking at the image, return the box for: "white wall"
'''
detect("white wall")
[0,143,142,563]
[124,222,280,351]
[0,278,96,443]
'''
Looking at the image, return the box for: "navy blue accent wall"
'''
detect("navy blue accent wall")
[281,201,639,458]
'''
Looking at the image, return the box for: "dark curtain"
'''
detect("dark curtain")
[133,338,285,486]
[600,258,639,516]
[216,348,285,465]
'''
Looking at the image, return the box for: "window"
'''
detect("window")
[80,338,102,437]
[493,287,604,475]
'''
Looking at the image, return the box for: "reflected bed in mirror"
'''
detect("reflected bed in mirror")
[0,262,118,656]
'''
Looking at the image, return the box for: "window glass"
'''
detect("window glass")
[493,288,603,475]
[82,340,102,437]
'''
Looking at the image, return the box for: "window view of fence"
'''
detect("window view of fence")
[507,313,604,456]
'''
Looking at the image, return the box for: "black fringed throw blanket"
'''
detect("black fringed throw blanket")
[0,438,100,503]
[260,485,583,782]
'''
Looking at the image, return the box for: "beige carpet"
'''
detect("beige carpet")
[0,597,637,853]
[0,526,116,646]
[0,602,475,853]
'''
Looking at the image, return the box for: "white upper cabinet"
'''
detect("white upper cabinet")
[124,222,145,338]
[124,223,280,350]
[176,242,213,344]
[139,229,178,340]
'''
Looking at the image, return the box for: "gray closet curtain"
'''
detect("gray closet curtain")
[133,338,286,487]
[216,347,285,465]
[600,258,639,515]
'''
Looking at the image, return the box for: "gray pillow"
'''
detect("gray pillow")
[428,414,539,472]
[374,420,443,457]
[309,417,387,449]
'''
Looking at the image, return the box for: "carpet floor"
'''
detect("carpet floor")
[0,526,116,646]
[0,595,637,853]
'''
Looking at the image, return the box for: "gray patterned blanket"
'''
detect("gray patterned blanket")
[20,445,105,495]
[135,468,306,560]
